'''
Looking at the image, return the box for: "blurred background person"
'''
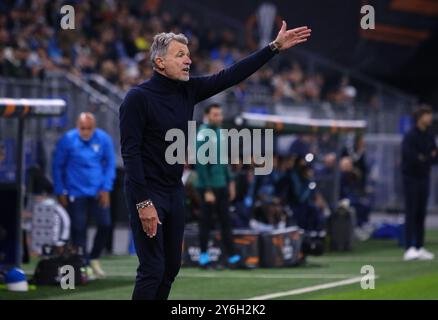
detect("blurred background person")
[195,104,241,269]
[52,112,116,277]
[402,106,438,261]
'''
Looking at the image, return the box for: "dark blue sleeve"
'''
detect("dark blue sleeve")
[190,45,276,104]
[100,132,116,192]
[119,88,150,203]
[52,134,69,195]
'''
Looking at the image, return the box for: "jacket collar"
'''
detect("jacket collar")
[147,71,183,93]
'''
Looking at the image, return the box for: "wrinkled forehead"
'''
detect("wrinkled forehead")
[167,40,190,55]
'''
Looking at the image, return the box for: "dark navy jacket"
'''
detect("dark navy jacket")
[119,45,276,203]
[402,126,438,178]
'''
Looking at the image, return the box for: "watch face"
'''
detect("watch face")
[270,43,279,53]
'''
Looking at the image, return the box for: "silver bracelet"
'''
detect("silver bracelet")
[136,199,154,210]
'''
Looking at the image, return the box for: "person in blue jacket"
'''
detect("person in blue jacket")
[52,112,116,278]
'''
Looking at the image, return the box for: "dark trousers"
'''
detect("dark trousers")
[67,196,111,260]
[403,175,429,249]
[125,185,185,300]
[199,187,235,256]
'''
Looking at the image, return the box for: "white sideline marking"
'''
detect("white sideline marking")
[310,257,403,262]
[180,273,357,279]
[246,276,372,300]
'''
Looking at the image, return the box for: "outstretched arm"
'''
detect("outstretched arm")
[270,21,312,52]
[191,21,311,103]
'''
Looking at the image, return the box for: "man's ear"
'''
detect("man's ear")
[155,57,165,70]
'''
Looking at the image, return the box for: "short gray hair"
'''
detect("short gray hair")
[150,32,189,69]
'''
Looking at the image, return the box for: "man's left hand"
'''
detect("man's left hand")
[273,21,312,51]
[98,191,110,208]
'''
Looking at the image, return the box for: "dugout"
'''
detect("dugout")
[230,112,368,206]
[182,113,367,267]
[0,98,66,267]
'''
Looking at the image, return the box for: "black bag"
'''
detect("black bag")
[259,227,305,267]
[328,201,355,251]
[302,232,325,256]
[32,245,88,286]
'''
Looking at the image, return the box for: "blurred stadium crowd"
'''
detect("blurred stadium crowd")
[0,0,359,106]
[0,0,373,240]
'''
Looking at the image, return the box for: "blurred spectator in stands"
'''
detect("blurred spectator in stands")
[280,157,326,231]
[342,134,368,190]
[52,112,116,278]
[272,62,312,103]
[0,21,9,45]
[302,73,324,103]
[251,155,286,230]
[314,152,337,205]
[289,134,314,158]
[290,62,304,84]
[248,66,275,100]
[330,75,357,105]
[100,59,119,84]
[273,70,300,103]
[339,156,371,233]
[0,45,32,78]
[27,46,53,78]
[0,47,7,76]
[317,132,338,155]
[230,161,254,228]
[182,162,201,223]
[276,155,296,214]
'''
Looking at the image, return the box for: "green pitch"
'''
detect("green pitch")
[2,229,438,300]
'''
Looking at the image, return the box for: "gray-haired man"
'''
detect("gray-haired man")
[119,22,311,300]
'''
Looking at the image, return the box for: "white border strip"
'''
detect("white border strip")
[0,98,66,107]
[242,112,367,129]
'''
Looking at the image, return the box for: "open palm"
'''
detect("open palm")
[273,21,312,51]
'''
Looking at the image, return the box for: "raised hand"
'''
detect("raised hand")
[273,21,312,51]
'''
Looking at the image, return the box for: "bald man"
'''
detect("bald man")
[52,112,116,278]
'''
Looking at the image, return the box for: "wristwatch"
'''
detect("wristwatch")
[136,199,154,210]
[269,41,280,54]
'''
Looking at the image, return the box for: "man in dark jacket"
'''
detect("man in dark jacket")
[402,106,437,261]
[119,23,311,299]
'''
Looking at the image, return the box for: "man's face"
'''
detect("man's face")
[77,118,96,141]
[157,41,192,81]
[207,107,223,127]
[419,113,433,128]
